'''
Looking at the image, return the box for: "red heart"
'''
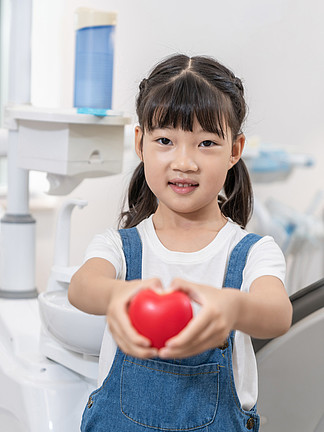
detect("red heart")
[128,289,193,349]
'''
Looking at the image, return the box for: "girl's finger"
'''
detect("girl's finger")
[115,330,158,358]
[159,322,228,359]
[165,304,215,347]
[109,309,151,347]
[139,277,164,292]
[108,315,158,357]
[169,278,205,305]
[158,307,230,358]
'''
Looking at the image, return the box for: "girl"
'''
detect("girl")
[69,54,292,432]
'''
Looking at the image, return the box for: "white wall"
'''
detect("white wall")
[28,0,324,290]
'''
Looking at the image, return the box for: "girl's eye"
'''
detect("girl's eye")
[199,140,217,148]
[157,137,172,145]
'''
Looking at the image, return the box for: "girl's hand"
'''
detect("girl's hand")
[158,278,240,359]
[106,278,162,358]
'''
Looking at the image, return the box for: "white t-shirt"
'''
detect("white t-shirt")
[84,216,286,411]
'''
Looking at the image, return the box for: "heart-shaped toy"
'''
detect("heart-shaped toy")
[128,289,193,349]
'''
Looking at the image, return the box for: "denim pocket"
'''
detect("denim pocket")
[121,356,219,430]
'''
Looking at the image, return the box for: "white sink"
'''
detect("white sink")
[38,290,106,356]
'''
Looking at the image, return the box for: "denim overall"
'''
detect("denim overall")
[81,228,261,432]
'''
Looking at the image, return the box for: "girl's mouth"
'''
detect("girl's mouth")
[168,180,199,194]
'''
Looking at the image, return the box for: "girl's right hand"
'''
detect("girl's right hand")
[106,278,162,358]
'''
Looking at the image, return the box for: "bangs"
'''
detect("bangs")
[141,72,233,139]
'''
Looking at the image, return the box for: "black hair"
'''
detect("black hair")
[120,54,253,228]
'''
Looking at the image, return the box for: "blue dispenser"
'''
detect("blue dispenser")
[74,8,117,114]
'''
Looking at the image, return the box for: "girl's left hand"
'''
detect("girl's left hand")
[158,278,241,359]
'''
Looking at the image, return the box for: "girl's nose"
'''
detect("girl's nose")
[170,147,198,172]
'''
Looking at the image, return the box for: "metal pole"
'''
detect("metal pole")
[0,0,36,297]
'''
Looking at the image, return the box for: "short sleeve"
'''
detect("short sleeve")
[84,228,126,280]
[241,235,286,293]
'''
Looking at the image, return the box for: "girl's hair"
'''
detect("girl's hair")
[120,54,253,228]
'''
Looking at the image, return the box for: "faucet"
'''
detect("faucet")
[46,198,88,292]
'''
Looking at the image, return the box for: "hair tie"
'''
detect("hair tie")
[234,77,244,93]
[139,78,148,92]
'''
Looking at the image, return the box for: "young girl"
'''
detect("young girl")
[69,54,292,432]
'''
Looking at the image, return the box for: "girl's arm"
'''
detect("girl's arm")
[68,258,160,358]
[69,258,118,315]
[234,275,292,339]
[158,276,292,359]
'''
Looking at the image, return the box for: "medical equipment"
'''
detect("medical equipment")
[245,143,324,430]
[243,141,314,183]
[244,143,324,294]
[253,278,324,431]
[253,195,324,295]
[0,1,130,430]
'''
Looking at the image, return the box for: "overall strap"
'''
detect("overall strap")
[224,233,261,346]
[118,227,143,281]
[224,233,262,289]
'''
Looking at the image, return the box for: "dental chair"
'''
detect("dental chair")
[253,278,324,431]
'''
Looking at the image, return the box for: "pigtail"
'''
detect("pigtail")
[119,162,158,228]
[219,159,253,228]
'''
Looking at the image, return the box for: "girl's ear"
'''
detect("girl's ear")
[135,126,144,160]
[229,134,245,168]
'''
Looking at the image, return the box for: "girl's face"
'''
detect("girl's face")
[135,119,244,221]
